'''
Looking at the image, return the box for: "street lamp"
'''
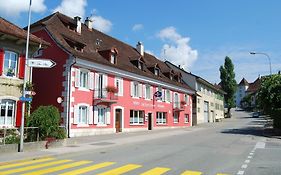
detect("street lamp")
[249,52,272,75]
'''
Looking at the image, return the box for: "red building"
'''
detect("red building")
[30,12,194,137]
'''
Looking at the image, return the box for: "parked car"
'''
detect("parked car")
[252,112,260,118]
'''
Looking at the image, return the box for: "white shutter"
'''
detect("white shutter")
[143,84,147,99]
[88,72,94,90]
[94,107,98,124]
[162,89,165,102]
[170,91,173,103]
[138,83,142,98]
[75,69,80,87]
[102,74,108,98]
[73,105,79,124]
[156,87,159,101]
[130,81,134,97]
[89,106,93,124]
[120,78,124,96]
[106,108,111,125]
[94,73,99,97]
[150,86,153,100]
[165,90,168,102]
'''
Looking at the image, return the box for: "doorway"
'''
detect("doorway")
[115,109,122,132]
[148,113,152,130]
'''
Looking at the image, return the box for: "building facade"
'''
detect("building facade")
[30,13,194,137]
[166,61,225,125]
[235,78,249,108]
[0,17,48,128]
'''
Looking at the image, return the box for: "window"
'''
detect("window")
[133,82,139,97]
[138,61,144,70]
[131,82,142,98]
[174,92,180,108]
[4,51,18,77]
[80,70,88,88]
[95,73,108,98]
[184,94,189,105]
[198,107,200,113]
[145,85,151,99]
[197,98,200,104]
[173,112,179,123]
[165,90,171,102]
[184,114,189,123]
[0,99,15,126]
[130,110,144,124]
[156,112,167,124]
[98,108,106,125]
[110,53,117,64]
[78,106,88,124]
[115,77,123,96]
[154,68,160,76]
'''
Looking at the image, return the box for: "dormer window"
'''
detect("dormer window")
[110,53,117,64]
[138,61,144,70]
[154,68,160,76]
[64,37,85,52]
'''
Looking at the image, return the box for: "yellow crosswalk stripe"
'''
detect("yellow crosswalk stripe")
[181,170,202,175]
[0,159,72,175]
[59,162,116,175]
[97,164,142,175]
[0,158,55,170]
[22,161,92,175]
[140,167,171,175]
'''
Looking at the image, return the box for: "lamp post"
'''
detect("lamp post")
[250,52,272,75]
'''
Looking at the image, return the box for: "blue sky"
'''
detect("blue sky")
[1,0,280,84]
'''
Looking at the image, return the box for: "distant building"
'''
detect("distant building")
[235,78,249,108]
[166,61,225,125]
[0,17,48,128]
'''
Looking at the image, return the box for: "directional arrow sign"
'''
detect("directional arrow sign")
[27,58,56,68]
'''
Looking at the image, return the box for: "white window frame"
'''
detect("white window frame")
[0,99,16,127]
[156,112,167,125]
[131,81,142,98]
[75,68,94,91]
[184,114,189,123]
[154,68,160,76]
[3,51,18,77]
[73,104,93,126]
[110,53,116,64]
[145,84,151,100]
[130,110,144,125]
[115,77,123,96]
[184,94,189,105]
[80,70,89,89]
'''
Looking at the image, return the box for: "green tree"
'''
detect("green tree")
[27,106,65,140]
[220,56,237,117]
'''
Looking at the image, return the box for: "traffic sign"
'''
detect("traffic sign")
[154,91,162,98]
[19,96,32,102]
[27,58,56,68]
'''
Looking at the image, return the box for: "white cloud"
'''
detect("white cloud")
[0,0,46,18]
[157,26,198,70]
[90,15,113,33]
[132,24,144,31]
[53,0,87,19]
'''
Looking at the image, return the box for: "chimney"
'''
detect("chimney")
[84,17,93,30]
[136,41,144,56]
[74,16,82,34]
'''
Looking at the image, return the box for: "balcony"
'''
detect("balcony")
[173,101,186,111]
[94,89,118,107]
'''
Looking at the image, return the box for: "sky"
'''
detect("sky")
[1,0,280,84]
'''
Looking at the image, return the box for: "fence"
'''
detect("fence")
[0,127,39,145]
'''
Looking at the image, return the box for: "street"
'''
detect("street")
[0,110,281,175]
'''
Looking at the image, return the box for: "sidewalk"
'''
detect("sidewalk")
[0,126,204,163]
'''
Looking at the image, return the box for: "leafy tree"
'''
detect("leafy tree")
[27,106,65,140]
[257,74,281,128]
[220,56,237,117]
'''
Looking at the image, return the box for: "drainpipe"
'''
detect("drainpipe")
[66,56,76,138]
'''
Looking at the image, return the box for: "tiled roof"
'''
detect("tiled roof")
[246,77,261,93]
[0,17,49,46]
[30,12,193,93]
[238,78,249,86]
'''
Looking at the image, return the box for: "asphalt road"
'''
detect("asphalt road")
[1,110,281,175]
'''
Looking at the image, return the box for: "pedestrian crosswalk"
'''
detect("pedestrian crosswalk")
[0,157,229,175]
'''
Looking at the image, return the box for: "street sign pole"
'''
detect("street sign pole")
[19,0,32,152]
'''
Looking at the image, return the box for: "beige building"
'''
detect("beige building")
[166,61,225,125]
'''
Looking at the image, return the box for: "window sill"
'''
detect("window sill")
[77,87,90,92]
[156,124,167,125]
[129,124,144,126]
[96,124,107,127]
[77,124,89,127]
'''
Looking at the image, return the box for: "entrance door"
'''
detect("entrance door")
[115,109,122,132]
[204,101,209,123]
[148,113,152,130]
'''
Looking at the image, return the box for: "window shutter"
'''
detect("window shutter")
[138,83,142,98]
[75,69,80,87]
[88,106,93,124]
[120,78,123,96]
[0,49,4,76]
[88,72,94,90]
[94,107,98,124]
[94,73,99,97]
[162,89,165,102]
[150,86,153,100]
[106,108,111,125]
[16,101,23,127]
[165,90,168,102]
[102,74,108,97]
[73,105,79,124]
[143,84,146,99]
[18,54,25,79]
[130,81,134,97]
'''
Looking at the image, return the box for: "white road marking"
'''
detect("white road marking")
[249,152,254,155]
[241,164,248,169]
[255,142,266,149]
[237,170,244,175]
[245,159,250,164]
[247,156,252,159]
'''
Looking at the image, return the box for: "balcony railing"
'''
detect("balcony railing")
[173,101,185,111]
[94,89,118,106]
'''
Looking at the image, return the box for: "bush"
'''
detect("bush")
[27,106,66,140]
[272,108,281,129]
[3,129,20,144]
